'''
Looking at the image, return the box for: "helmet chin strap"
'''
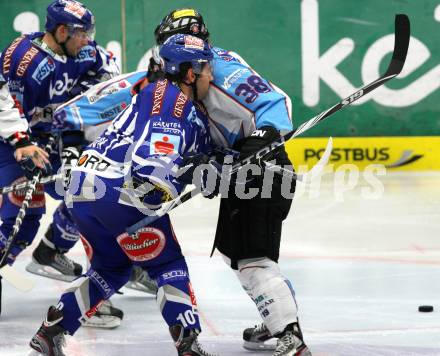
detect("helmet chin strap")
[182,75,200,101]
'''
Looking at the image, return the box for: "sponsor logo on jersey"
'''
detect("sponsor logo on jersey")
[49,72,78,99]
[150,132,180,155]
[99,102,127,120]
[75,46,96,63]
[8,177,45,208]
[32,57,56,84]
[116,227,166,262]
[77,153,111,171]
[222,68,247,89]
[64,0,86,19]
[184,36,204,50]
[87,79,131,104]
[16,46,39,77]
[2,36,25,75]
[151,80,168,115]
[173,92,188,118]
[152,121,182,135]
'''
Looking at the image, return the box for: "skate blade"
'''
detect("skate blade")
[124,280,157,295]
[0,264,34,292]
[25,261,77,282]
[243,340,276,351]
[82,315,122,329]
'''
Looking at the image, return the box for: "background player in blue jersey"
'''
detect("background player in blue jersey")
[29,34,217,356]
[0,0,119,324]
[152,9,312,356]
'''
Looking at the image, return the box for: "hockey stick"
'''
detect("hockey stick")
[126,14,409,234]
[0,172,40,292]
[0,173,62,194]
[0,137,58,294]
[264,136,333,183]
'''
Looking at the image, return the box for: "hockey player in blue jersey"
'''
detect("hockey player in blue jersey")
[0,0,118,284]
[152,9,312,356]
[29,34,217,356]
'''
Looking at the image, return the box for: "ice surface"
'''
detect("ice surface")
[1,172,440,355]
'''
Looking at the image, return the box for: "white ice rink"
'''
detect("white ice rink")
[1,171,440,356]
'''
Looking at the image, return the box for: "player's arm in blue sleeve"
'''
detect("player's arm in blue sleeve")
[70,42,120,97]
[214,49,293,133]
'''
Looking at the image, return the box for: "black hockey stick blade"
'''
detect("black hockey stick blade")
[126,15,410,233]
[384,14,410,77]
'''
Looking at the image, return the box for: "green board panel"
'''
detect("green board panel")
[1,1,439,136]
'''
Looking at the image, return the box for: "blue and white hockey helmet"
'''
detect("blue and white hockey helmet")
[159,34,213,75]
[45,0,95,40]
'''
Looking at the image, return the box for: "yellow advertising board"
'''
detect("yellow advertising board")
[286,137,440,171]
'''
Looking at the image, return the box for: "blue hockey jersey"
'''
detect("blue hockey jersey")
[203,46,293,148]
[0,32,119,139]
[67,79,211,210]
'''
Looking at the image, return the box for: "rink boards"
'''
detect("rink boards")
[285,136,440,171]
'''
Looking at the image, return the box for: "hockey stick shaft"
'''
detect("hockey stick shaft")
[0,136,57,268]
[126,14,410,234]
[0,173,62,194]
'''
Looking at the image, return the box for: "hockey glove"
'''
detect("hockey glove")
[178,153,222,199]
[236,126,281,165]
[18,155,52,180]
[61,146,80,190]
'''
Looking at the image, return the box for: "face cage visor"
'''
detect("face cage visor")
[192,59,213,76]
[66,23,95,41]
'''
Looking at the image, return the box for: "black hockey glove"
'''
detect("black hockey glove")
[61,146,81,190]
[235,126,281,166]
[178,153,222,199]
[18,155,52,180]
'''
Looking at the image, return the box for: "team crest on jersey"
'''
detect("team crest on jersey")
[116,227,166,262]
[32,57,56,84]
[63,0,86,19]
[8,177,45,208]
[184,36,204,50]
[150,132,180,155]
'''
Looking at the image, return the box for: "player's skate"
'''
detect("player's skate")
[26,226,82,282]
[82,299,124,329]
[124,265,158,295]
[272,323,312,356]
[29,306,67,356]
[243,323,276,351]
[169,324,218,356]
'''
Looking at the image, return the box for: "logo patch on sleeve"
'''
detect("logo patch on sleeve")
[150,132,180,155]
[32,57,56,84]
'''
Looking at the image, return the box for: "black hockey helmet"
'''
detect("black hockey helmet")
[154,8,209,45]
